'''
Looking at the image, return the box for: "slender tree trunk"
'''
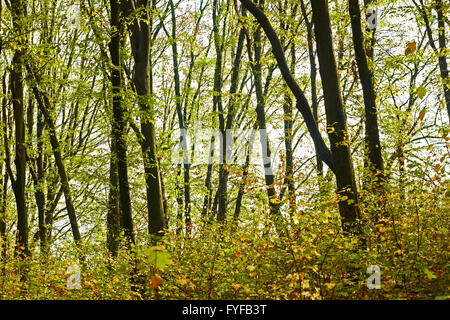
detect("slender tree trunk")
[109,0,134,248]
[415,0,450,119]
[0,77,7,260]
[233,125,257,222]
[300,0,323,176]
[201,132,216,217]
[211,0,228,222]
[27,68,82,246]
[169,0,191,234]
[28,108,47,252]
[216,14,246,222]
[252,0,279,216]
[435,0,450,119]
[0,0,5,260]
[120,0,166,238]
[11,0,29,258]
[349,0,384,179]
[282,41,296,214]
[107,138,121,257]
[0,172,7,261]
[238,0,335,173]
[311,0,361,234]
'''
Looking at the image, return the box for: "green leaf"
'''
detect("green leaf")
[144,246,172,269]
[423,267,437,280]
[417,86,427,99]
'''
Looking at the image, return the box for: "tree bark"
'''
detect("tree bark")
[311,0,361,234]
[435,0,450,119]
[216,8,246,222]
[349,0,384,179]
[120,0,166,238]
[252,0,278,216]
[10,0,29,258]
[300,0,323,176]
[109,0,135,248]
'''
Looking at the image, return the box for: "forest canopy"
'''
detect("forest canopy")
[0,0,448,300]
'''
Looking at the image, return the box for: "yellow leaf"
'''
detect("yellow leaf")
[231,283,241,290]
[177,278,188,286]
[424,268,437,280]
[270,197,280,204]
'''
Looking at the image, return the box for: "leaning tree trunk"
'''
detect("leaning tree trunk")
[27,67,82,247]
[238,0,335,173]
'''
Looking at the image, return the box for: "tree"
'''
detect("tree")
[239,0,361,234]
[10,0,29,258]
[119,0,166,238]
[108,0,135,253]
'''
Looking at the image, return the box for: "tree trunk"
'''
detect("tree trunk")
[109,0,134,248]
[349,0,384,179]
[311,0,361,234]
[107,138,121,257]
[252,0,279,216]
[435,0,450,119]
[11,0,29,258]
[300,0,323,176]
[120,0,166,238]
[216,10,246,222]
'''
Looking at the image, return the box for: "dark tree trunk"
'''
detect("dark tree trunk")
[435,0,450,119]
[109,0,134,248]
[107,139,120,257]
[0,75,8,260]
[120,0,166,238]
[415,0,450,119]
[252,0,279,216]
[311,0,361,234]
[216,11,246,222]
[349,0,384,179]
[233,126,257,221]
[27,107,47,252]
[212,0,227,222]
[300,0,323,176]
[11,0,29,258]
